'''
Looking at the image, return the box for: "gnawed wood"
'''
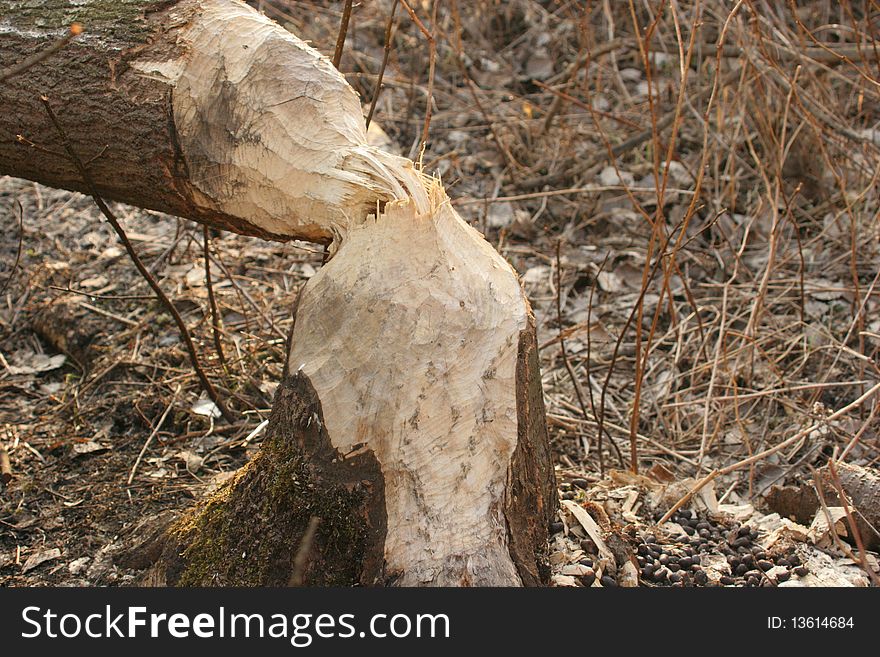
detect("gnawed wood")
[1,0,426,243]
[818,462,880,550]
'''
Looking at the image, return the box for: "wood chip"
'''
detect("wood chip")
[561,500,616,568]
[21,548,62,573]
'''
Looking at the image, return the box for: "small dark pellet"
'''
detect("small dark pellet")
[571,478,590,490]
[735,563,748,576]
[758,560,774,572]
[776,570,791,583]
[581,568,597,587]
[601,575,618,588]
[794,566,809,577]
[549,521,564,534]
[719,575,735,585]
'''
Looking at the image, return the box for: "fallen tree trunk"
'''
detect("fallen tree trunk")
[0,0,556,585]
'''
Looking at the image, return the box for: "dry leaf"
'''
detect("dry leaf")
[22,548,62,573]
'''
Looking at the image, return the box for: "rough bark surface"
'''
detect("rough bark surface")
[819,462,880,550]
[0,0,424,243]
[146,371,389,586]
[507,319,557,586]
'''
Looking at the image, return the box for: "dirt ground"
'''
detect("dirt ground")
[1,0,878,586]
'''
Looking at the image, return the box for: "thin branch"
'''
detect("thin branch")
[203,225,228,370]
[331,0,354,70]
[658,380,880,524]
[0,23,83,83]
[365,0,399,129]
[39,95,236,424]
[399,0,436,155]
[0,201,24,297]
[127,385,182,486]
[555,240,594,464]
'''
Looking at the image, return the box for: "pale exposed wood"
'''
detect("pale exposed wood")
[291,188,528,585]
[0,0,426,243]
[166,0,429,241]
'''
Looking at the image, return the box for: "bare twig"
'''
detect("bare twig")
[585,253,611,469]
[39,95,235,424]
[0,444,12,484]
[127,385,181,486]
[399,0,436,155]
[554,240,592,463]
[0,201,24,297]
[659,381,880,524]
[0,23,83,83]
[202,225,228,370]
[365,0,399,130]
[331,0,354,70]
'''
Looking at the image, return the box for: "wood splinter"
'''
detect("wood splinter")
[0,445,12,485]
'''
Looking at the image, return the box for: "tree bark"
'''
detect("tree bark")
[818,462,880,551]
[0,0,556,586]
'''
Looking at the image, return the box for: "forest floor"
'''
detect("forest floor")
[1,0,878,587]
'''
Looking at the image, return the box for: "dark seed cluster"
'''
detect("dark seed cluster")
[551,504,812,587]
[636,528,707,587]
[634,509,811,587]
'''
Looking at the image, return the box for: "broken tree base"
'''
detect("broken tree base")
[143,321,554,587]
[145,372,386,586]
